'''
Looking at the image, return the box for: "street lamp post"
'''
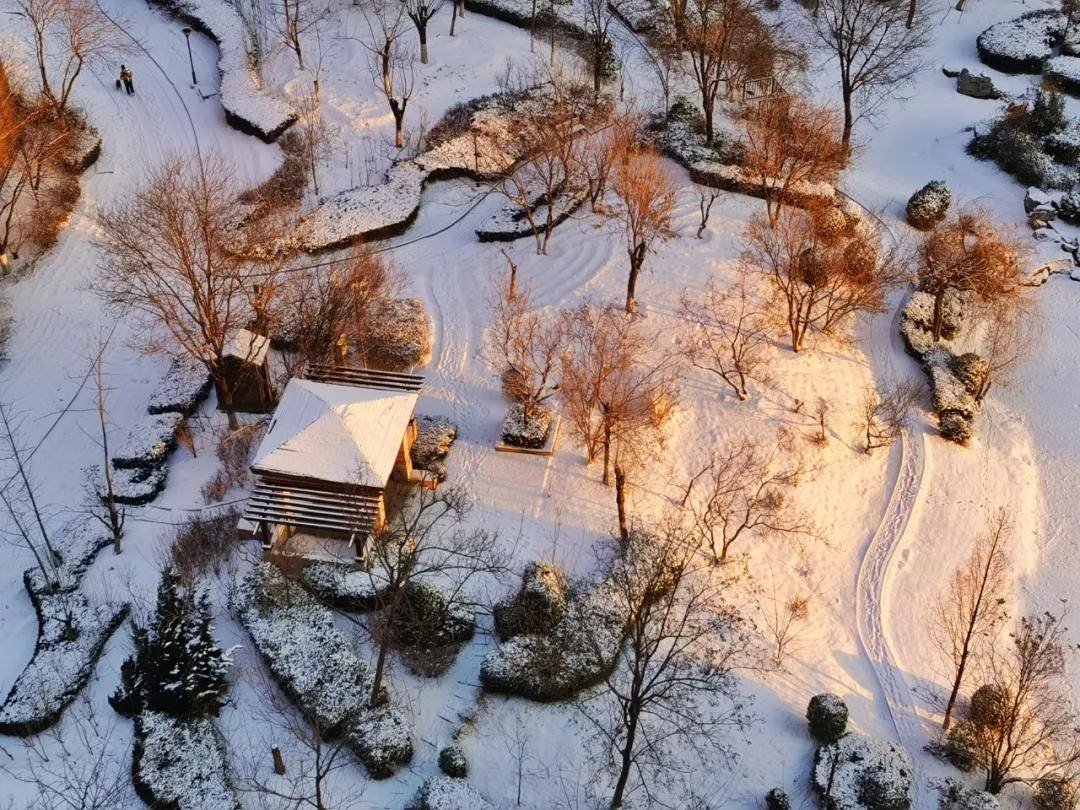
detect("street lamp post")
[182,27,197,86]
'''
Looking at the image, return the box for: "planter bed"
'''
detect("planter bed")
[475,189,588,242]
[148,357,213,416]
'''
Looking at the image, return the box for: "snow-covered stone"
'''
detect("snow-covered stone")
[1025,186,1055,213]
[956,69,1001,100]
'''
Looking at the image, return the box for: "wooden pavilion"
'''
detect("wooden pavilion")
[241,365,424,564]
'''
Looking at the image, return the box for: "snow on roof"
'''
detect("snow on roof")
[223,329,270,364]
[252,378,418,488]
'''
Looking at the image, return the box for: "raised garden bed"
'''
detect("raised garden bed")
[475,188,588,242]
[148,357,213,416]
[494,405,561,456]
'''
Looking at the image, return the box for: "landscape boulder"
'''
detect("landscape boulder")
[957,69,1002,100]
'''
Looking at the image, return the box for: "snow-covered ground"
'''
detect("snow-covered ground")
[0,0,1078,806]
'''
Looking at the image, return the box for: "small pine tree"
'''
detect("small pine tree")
[110,569,230,720]
[1029,90,1067,138]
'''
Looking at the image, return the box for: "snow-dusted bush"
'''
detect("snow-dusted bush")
[0,295,11,362]
[392,580,475,648]
[969,113,1079,190]
[807,693,849,743]
[814,204,851,243]
[148,356,213,416]
[767,787,792,810]
[362,297,432,370]
[418,774,500,810]
[938,778,999,810]
[906,181,951,230]
[493,561,569,638]
[943,721,979,772]
[0,574,128,735]
[1046,56,1080,96]
[1043,128,1080,164]
[112,412,185,469]
[94,463,168,506]
[438,743,468,778]
[233,564,413,777]
[1058,189,1080,224]
[939,411,976,446]
[411,415,458,482]
[976,11,1064,73]
[300,560,388,611]
[969,684,1006,727]
[812,733,914,810]
[500,402,554,449]
[147,0,295,142]
[132,711,240,810]
[949,353,989,399]
[481,574,625,701]
[1033,777,1078,810]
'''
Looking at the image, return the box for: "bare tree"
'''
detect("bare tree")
[971,296,1037,403]
[696,186,719,238]
[293,84,335,196]
[610,141,677,314]
[448,0,465,35]
[949,609,1080,794]
[914,208,1026,343]
[274,0,332,70]
[744,209,904,352]
[273,249,398,376]
[0,399,62,583]
[89,345,124,553]
[678,430,813,564]
[581,0,615,97]
[679,277,771,400]
[484,266,563,422]
[94,154,284,430]
[933,510,1011,731]
[363,0,413,148]
[403,0,444,64]
[559,304,678,540]
[664,0,774,146]
[579,523,752,808]
[756,569,817,669]
[16,0,126,114]
[858,377,921,454]
[365,485,503,706]
[739,94,850,228]
[807,0,931,147]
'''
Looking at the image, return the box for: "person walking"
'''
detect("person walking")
[120,65,134,95]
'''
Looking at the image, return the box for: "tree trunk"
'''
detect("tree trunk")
[614,463,629,545]
[841,85,854,148]
[370,636,390,707]
[625,251,643,314]
[703,95,715,146]
[906,0,916,27]
[450,0,460,34]
[419,24,429,64]
[602,417,611,485]
[610,703,639,806]
[932,289,946,341]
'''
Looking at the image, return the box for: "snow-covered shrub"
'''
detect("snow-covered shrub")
[300,560,388,611]
[970,114,1079,190]
[812,733,914,810]
[939,411,976,446]
[481,576,625,701]
[668,94,700,124]
[767,787,792,810]
[906,181,951,230]
[814,204,851,243]
[500,402,554,449]
[95,463,168,506]
[949,353,989,399]
[111,412,184,469]
[1030,90,1069,137]
[493,560,569,638]
[233,564,413,777]
[807,693,849,743]
[1046,56,1080,96]
[410,415,458,482]
[132,711,240,810]
[392,580,475,648]
[1033,777,1078,810]
[0,574,128,735]
[361,297,432,370]
[969,684,1006,727]
[0,295,11,362]
[148,356,213,416]
[418,775,500,810]
[1043,128,1080,166]
[439,743,469,778]
[943,721,979,772]
[938,778,999,810]
[976,11,1064,73]
[1058,189,1080,224]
